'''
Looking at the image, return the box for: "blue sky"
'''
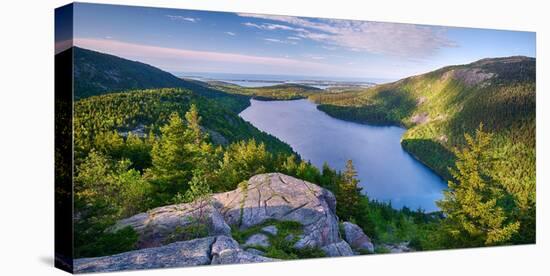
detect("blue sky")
[66,3,535,81]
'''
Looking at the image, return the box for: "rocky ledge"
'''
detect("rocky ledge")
[75,173,375,273]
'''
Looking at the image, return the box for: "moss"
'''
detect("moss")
[163,217,209,244]
[231,219,326,260]
[374,246,391,254]
[237,181,249,227]
[338,222,346,239]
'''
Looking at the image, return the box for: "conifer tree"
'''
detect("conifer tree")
[437,124,519,246]
[336,160,363,221]
[149,112,193,202]
[184,104,205,145]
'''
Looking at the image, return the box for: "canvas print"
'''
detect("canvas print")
[55,2,536,273]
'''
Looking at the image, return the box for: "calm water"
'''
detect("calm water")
[240,99,446,211]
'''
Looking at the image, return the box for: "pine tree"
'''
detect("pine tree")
[336,160,363,221]
[149,112,193,203]
[437,124,520,246]
[184,104,205,145]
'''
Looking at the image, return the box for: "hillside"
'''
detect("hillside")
[207,82,323,100]
[74,88,294,159]
[311,56,535,223]
[73,47,250,113]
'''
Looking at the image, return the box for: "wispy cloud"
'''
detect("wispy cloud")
[73,38,339,73]
[243,22,306,32]
[166,15,199,23]
[263,38,298,45]
[309,56,326,60]
[237,13,457,58]
[225,31,236,36]
[287,36,301,40]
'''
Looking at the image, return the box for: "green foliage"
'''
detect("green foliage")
[75,226,139,258]
[214,139,274,191]
[164,217,210,244]
[148,112,194,202]
[74,88,293,160]
[336,160,363,221]
[75,150,151,218]
[438,125,520,246]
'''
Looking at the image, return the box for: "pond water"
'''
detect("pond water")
[239,99,446,211]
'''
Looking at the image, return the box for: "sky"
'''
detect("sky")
[61,3,536,81]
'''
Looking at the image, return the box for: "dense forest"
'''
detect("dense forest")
[70,48,535,259]
[74,88,294,163]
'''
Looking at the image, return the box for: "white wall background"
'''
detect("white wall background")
[0,0,547,275]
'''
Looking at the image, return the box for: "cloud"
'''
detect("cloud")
[309,56,326,60]
[166,15,199,23]
[263,38,298,45]
[73,38,338,74]
[287,36,301,40]
[243,22,306,32]
[237,13,457,58]
[225,31,236,36]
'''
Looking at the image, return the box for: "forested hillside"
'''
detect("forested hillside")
[74,88,294,162]
[207,82,323,100]
[311,56,536,243]
[73,47,250,113]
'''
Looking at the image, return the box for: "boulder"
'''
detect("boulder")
[213,173,341,249]
[74,237,216,273]
[244,233,270,248]
[211,236,275,265]
[112,200,231,249]
[342,222,374,253]
[321,241,354,257]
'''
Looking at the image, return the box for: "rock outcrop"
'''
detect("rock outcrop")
[342,222,374,253]
[113,200,231,249]
[75,235,275,273]
[321,240,354,257]
[214,173,342,250]
[210,235,274,265]
[74,237,216,273]
[75,173,359,272]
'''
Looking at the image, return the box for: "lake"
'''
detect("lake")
[239,99,446,211]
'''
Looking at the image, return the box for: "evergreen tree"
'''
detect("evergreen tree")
[148,112,193,203]
[320,162,338,191]
[215,139,272,191]
[336,160,363,221]
[437,124,519,246]
[184,104,204,145]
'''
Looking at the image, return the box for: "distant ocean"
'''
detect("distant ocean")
[176,72,392,88]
